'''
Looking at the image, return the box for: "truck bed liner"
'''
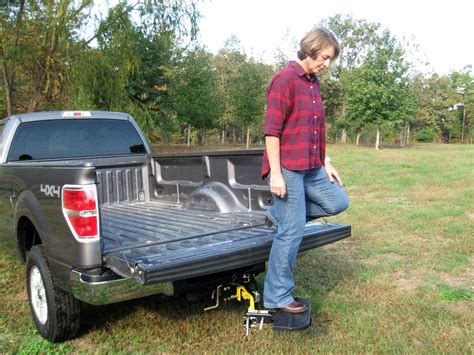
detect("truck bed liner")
[101,202,351,285]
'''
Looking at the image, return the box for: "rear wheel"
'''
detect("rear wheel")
[26,245,81,342]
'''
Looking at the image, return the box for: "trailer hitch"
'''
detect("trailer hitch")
[203,274,272,336]
[203,272,311,335]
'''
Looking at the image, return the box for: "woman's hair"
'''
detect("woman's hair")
[297,28,340,62]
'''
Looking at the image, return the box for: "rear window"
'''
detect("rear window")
[7,119,146,161]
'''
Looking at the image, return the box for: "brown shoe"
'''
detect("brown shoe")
[279,301,308,314]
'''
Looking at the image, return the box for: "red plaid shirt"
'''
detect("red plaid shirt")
[262,61,327,178]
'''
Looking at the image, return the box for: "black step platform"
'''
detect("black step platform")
[273,298,312,331]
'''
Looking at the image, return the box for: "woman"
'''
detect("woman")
[262,28,349,313]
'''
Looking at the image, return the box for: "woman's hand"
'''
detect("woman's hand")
[270,171,286,198]
[324,161,344,187]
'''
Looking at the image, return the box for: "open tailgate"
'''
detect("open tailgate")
[101,202,351,285]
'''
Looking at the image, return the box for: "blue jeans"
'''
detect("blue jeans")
[263,166,349,309]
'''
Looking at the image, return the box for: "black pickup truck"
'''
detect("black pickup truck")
[0,111,350,341]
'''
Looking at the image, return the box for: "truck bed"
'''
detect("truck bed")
[101,202,351,285]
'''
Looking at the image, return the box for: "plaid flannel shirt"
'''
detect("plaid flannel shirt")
[262,61,326,178]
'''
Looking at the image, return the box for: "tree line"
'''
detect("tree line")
[1,1,473,147]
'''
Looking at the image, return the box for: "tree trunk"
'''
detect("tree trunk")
[341,128,347,144]
[187,124,191,147]
[1,0,25,116]
[232,128,236,145]
[406,125,410,145]
[28,0,70,111]
[375,127,381,150]
[246,127,250,148]
[221,129,225,145]
[1,60,13,116]
[461,105,466,142]
[28,58,48,112]
[400,127,405,147]
[356,131,361,146]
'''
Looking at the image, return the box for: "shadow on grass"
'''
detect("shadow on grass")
[295,247,359,336]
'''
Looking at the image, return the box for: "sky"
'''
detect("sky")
[196,0,473,75]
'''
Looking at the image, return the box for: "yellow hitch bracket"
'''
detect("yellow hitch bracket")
[235,285,255,311]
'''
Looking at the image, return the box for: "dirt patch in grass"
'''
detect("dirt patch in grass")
[391,264,474,295]
[392,269,428,292]
[410,185,457,203]
[359,258,380,267]
[438,269,474,288]
[395,277,425,293]
[438,301,474,318]
[359,252,402,268]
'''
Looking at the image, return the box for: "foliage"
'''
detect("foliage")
[414,127,437,142]
[412,67,474,142]
[227,58,273,147]
[1,5,473,145]
[169,47,223,145]
[318,15,418,147]
[214,37,274,145]
[1,0,94,113]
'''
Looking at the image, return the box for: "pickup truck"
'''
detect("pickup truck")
[0,111,351,342]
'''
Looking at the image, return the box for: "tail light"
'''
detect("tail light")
[62,185,99,242]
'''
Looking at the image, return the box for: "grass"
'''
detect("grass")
[1,143,473,352]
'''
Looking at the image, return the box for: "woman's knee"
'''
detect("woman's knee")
[325,190,349,216]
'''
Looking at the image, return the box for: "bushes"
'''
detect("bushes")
[415,128,438,142]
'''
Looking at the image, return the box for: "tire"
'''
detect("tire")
[26,245,81,342]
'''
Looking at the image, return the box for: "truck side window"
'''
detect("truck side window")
[7,119,146,162]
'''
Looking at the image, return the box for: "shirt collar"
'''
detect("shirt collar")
[288,61,317,82]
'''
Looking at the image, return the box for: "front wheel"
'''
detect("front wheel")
[26,245,81,342]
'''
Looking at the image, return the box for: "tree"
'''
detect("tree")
[414,73,461,142]
[1,0,93,113]
[27,0,92,111]
[450,66,474,142]
[1,0,201,124]
[214,36,246,144]
[170,48,223,145]
[318,15,381,143]
[67,0,201,140]
[228,58,273,148]
[68,2,138,112]
[1,0,26,116]
[319,14,380,69]
[345,30,414,149]
[214,36,273,147]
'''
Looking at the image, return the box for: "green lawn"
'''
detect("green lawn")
[1,144,473,353]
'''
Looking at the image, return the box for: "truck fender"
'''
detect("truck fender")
[14,189,50,254]
[181,182,248,213]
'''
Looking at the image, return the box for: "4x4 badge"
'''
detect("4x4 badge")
[40,184,61,198]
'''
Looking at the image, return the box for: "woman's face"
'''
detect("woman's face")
[305,46,336,74]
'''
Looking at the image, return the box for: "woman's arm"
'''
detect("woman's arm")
[266,135,286,197]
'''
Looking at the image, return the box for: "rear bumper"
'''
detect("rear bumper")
[69,269,174,305]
